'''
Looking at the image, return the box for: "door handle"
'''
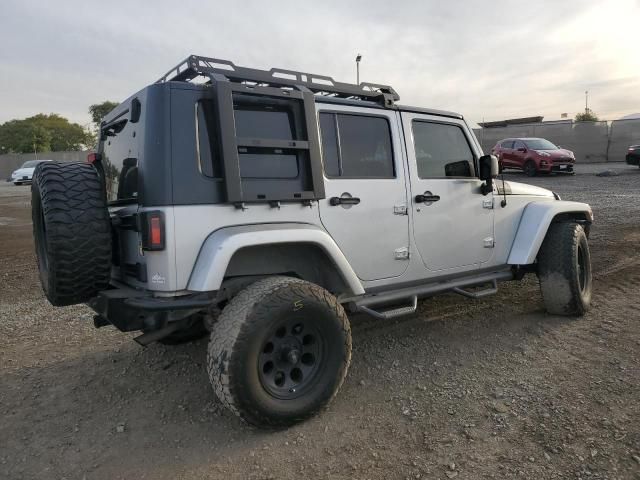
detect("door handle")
[330,196,361,206]
[415,193,440,203]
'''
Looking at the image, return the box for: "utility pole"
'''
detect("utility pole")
[585,90,589,114]
[355,54,362,84]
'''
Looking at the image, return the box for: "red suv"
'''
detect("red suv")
[491,138,575,176]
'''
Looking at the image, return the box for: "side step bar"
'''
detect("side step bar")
[358,296,418,320]
[354,270,513,320]
[452,279,498,299]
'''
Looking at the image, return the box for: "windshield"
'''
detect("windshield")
[21,160,48,168]
[524,139,558,150]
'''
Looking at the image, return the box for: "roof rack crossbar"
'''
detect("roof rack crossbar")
[156,55,399,106]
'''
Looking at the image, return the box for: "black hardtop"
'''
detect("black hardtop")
[97,56,465,209]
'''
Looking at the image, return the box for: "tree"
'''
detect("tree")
[89,101,119,129]
[0,114,93,153]
[575,110,599,122]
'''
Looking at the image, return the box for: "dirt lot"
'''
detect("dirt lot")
[1,164,639,480]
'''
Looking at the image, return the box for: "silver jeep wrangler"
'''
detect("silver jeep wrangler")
[31,55,593,428]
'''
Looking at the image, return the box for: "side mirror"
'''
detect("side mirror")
[479,154,498,195]
[517,147,527,152]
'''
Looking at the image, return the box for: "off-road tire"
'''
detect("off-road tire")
[537,222,592,315]
[32,162,112,306]
[207,276,351,428]
[524,160,537,177]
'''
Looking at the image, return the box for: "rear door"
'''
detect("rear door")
[317,105,410,282]
[401,112,495,272]
[500,140,515,166]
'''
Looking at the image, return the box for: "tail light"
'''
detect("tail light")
[140,211,165,251]
[87,152,101,164]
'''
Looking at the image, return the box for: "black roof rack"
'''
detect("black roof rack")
[157,55,400,108]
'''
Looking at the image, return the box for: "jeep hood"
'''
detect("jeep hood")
[498,181,554,198]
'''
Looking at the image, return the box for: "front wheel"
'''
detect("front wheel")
[207,276,351,428]
[524,160,537,177]
[537,222,592,315]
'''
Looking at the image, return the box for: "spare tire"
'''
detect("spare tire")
[32,162,112,306]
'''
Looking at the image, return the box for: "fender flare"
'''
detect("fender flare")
[187,223,365,295]
[507,200,593,265]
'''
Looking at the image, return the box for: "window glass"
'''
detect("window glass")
[412,121,474,178]
[239,148,299,178]
[318,113,394,178]
[501,140,514,148]
[338,115,394,178]
[101,119,138,202]
[234,109,293,140]
[196,100,223,178]
[319,113,340,177]
[513,140,526,150]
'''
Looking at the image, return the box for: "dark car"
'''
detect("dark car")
[626,145,640,166]
[491,138,575,176]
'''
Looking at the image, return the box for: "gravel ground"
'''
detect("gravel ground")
[1,163,639,480]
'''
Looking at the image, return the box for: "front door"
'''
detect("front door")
[401,112,495,273]
[317,106,409,282]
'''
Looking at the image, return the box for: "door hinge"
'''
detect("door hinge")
[483,236,495,248]
[393,204,408,215]
[394,247,410,260]
[483,198,494,209]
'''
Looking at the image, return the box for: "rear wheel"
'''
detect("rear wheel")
[524,160,537,177]
[537,222,592,315]
[32,162,112,306]
[207,276,351,428]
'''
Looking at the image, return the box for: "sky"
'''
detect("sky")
[1,0,639,128]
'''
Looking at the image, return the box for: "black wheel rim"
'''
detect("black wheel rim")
[258,316,324,400]
[577,244,587,293]
[525,162,535,176]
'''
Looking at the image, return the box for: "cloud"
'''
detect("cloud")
[0,0,638,127]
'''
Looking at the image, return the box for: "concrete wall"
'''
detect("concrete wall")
[473,118,640,163]
[1,151,91,179]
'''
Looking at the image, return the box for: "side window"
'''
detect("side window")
[318,113,394,178]
[513,140,526,150]
[501,140,514,148]
[196,100,223,178]
[412,121,475,178]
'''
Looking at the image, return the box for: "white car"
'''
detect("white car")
[10,160,53,185]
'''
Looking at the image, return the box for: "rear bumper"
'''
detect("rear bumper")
[87,287,215,332]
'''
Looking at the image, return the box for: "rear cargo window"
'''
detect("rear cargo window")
[196,100,223,178]
[101,119,138,203]
[233,100,302,180]
[234,109,294,140]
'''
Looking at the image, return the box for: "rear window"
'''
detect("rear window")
[22,160,47,168]
[101,119,138,203]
